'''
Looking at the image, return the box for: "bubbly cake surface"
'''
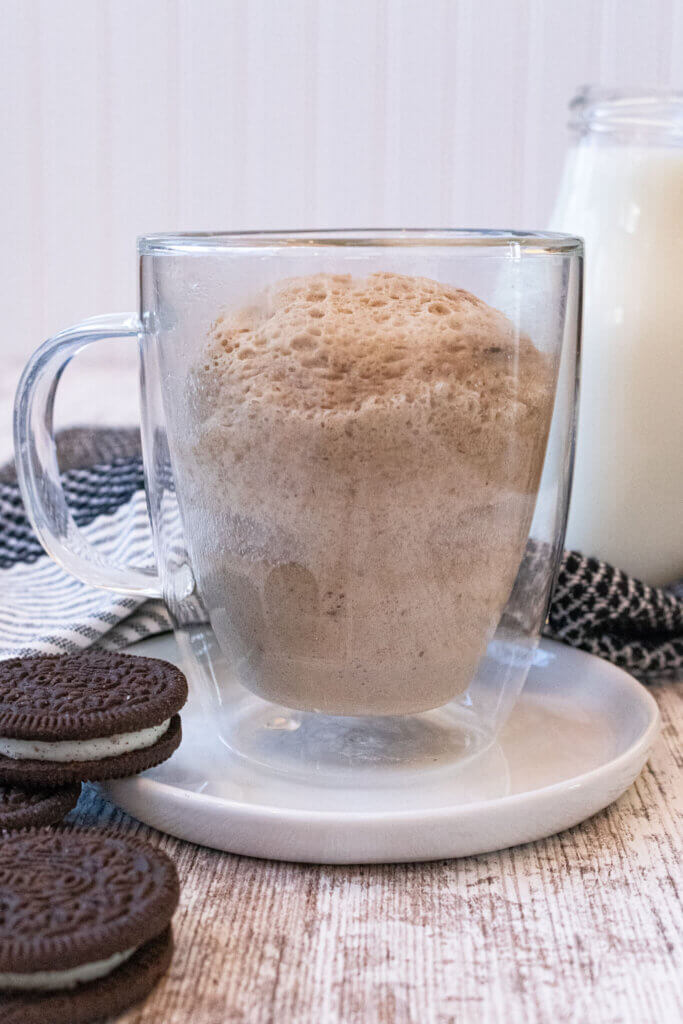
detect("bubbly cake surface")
[195,272,551,483]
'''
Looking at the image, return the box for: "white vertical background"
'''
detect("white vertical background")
[1,0,681,439]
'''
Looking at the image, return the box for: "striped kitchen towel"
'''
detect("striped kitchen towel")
[0,428,681,679]
[0,429,171,658]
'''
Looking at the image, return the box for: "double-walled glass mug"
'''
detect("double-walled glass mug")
[15,230,581,780]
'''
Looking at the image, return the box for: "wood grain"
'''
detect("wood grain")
[68,679,682,1024]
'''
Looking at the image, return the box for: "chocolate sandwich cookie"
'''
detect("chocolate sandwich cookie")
[0,782,81,831]
[0,652,187,786]
[0,827,179,1023]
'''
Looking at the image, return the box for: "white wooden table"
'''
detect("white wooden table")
[61,678,682,1024]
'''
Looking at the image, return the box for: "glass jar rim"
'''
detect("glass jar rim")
[569,85,683,140]
[138,228,582,255]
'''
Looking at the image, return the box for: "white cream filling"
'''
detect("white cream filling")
[0,946,136,991]
[0,720,171,762]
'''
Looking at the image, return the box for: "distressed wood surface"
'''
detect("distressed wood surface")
[68,678,682,1024]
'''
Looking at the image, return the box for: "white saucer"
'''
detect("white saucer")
[103,635,660,864]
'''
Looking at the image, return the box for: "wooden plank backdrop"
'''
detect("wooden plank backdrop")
[2,0,683,458]
[2,0,683,365]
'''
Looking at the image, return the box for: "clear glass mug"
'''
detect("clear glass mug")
[14,230,581,777]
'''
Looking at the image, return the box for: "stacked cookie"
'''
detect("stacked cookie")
[0,780,81,831]
[0,827,179,1023]
[0,651,188,1021]
[0,651,187,826]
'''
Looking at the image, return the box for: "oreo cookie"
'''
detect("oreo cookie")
[0,827,179,1023]
[0,652,187,786]
[0,782,81,832]
[2,929,173,1024]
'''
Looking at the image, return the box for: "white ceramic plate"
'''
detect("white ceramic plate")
[103,635,660,864]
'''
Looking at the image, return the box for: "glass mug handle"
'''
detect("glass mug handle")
[13,312,162,598]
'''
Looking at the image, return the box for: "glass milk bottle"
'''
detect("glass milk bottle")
[550,88,683,585]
